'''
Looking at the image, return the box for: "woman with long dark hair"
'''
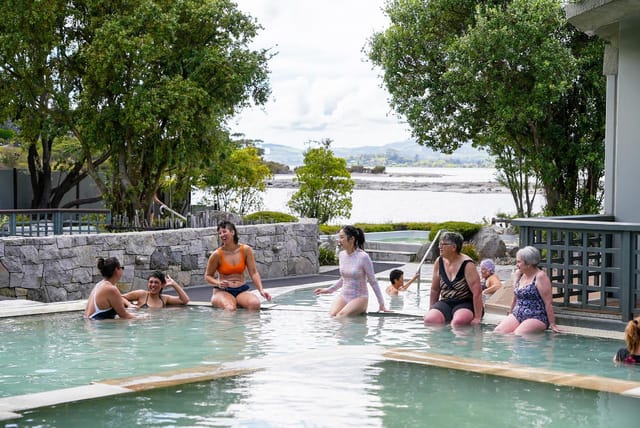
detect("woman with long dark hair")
[314,225,388,317]
[205,221,271,311]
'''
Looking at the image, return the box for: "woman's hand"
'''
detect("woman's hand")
[165,274,176,286]
[314,288,330,295]
[550,323,563,333]
[261,290,272,301]
[378,305,392,313]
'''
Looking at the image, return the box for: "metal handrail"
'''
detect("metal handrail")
[415,229,447,290]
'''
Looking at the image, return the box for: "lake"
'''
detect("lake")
[194,167,545,225]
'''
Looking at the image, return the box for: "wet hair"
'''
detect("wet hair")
[341,225,365,250]
[97,257,121,278]
[389,269,404,284]
[149,270,166,284]
[480,259,496,274]
[217,221,239,244]
[441,231,463,253]
[148,271,166,295]
[517,246,540,267]
[625,319,640,353]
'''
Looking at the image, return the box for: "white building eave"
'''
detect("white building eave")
[564,0,640,41]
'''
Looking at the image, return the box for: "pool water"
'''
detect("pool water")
[365,230,430,244]
[1,289,639,426]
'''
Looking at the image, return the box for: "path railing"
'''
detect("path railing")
[513,214,640,323]
[0,209,111,237]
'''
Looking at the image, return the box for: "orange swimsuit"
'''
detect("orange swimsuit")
[217,245,246,275]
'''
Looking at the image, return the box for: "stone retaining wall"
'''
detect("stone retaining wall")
[0,220,319,302]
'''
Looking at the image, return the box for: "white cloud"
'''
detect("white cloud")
[231,0,411,149]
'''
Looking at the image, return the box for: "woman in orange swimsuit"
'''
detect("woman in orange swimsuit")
[205,221,272,311]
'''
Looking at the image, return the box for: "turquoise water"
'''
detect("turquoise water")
[1,291,639,426]
[365,230,429,243]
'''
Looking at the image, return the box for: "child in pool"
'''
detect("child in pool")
[613,318,640,364]
[386,269,419,296]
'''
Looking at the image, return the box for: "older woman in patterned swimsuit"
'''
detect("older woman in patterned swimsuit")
[494,246,561,335]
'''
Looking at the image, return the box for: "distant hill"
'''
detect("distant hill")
[260,140,493,168]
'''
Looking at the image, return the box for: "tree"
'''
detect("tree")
[1,0,271,219]
[77,0,272,221]
[288,139,354,224]
[199,144,272,215]
[368,0,605,216]
[0,1,108,208]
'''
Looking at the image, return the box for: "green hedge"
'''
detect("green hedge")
[428,221,482,242]
[243,211,298,223]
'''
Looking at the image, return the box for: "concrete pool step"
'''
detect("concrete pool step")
[366,248,417,262]
[365,241,427,263]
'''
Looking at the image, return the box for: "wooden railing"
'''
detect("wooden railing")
[0,209,111,237]
[513,214,640,323]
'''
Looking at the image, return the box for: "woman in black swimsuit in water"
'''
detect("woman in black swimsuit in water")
[123,271,190,308]
[84,257,137,320]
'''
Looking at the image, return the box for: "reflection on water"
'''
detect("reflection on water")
[3,295,640,427]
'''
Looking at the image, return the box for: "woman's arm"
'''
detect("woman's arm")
[464,261,483,325]
[537,271,561,332]
[204,251,221,286]
[107,286,135,319]
[122,289,145,303]
[429,257,442,307]
[483,275,502,294]
[245,246,271,301]
[163,274,190,305]
[362,252,387,311]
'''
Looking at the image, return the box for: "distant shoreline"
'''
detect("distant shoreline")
[267,173,509,194]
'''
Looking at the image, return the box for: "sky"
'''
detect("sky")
[231,0,413,149]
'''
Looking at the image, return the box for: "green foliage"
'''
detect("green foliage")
[428,222,482,242]
[288,139,355,224]
[461,243,479,261]
[1,0,271,215]
[0,128,14,140]
[318,246,337,266]
[368,0,606,216]
[199,145,272,215]
[319,224,340,235]
[265,161,291,174]
[243,211,298,224]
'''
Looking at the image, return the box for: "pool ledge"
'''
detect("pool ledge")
[384,348,640,398]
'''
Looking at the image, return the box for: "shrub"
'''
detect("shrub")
[318,246,337,265]
[243,211,298,224]
[461,243,479,261]
[428,221,482,242]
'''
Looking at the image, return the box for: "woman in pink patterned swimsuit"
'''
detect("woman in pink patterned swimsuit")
[314,225,389,317]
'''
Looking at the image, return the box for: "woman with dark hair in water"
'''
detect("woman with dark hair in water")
[123,271,190,308]
[84,257,137,320]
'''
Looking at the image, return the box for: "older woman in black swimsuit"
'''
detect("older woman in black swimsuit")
[123,271,190,308]
[423,231,483,327]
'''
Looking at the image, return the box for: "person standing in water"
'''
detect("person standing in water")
[205,221,271,311]
[314,225,389,317]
